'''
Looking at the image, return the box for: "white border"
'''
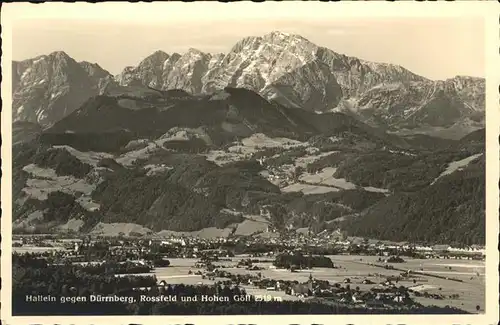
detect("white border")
[1,2,499,325]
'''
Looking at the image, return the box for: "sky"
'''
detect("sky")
[9,4,484,80]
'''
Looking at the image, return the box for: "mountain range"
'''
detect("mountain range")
[11,32,485,245]
[12,31,484,139]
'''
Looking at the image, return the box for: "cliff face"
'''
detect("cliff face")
[13,31,484,135]
[12,51,116,128]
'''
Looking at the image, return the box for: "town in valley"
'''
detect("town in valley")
[13,230,485,315]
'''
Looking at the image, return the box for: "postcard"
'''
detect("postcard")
[1,2,499,325]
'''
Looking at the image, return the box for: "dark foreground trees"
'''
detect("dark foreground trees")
[273,252,334,269]
[12,254,469,316]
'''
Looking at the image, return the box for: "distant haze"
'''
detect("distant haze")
[12,17,483,81]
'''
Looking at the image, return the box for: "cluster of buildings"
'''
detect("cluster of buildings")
[13,230,485,263]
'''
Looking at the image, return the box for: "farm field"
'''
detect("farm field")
[12,246,67,254]
[12,244,485,314]
[145,255,485,313]
[326,255,485,313]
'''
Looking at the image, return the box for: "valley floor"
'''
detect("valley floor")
[13,244,485,314]
[145,256,485,314]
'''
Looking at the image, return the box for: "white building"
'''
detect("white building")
[414,245,433,252]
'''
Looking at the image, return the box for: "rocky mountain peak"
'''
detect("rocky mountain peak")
[230,31,317,60]
[12,51,115,127]
[185,48,207,56]
[13,32,485,137]
[79,61,111,79]
[263,30,312,44]
[139,50,170,67]
[49,50,71,61]
[150,49,169,57]
[161,53,181,72]
[446,75,485,90]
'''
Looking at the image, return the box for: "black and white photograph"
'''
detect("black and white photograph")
[1,2,498,324]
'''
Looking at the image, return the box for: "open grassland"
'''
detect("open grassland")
[325,255,485,313]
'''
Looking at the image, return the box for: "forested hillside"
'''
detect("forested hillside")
[11,85,485,245]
